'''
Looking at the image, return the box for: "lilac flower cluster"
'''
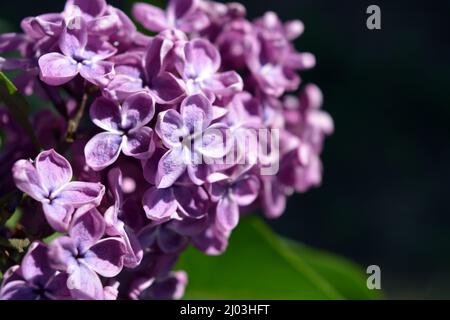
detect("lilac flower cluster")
[0,0,333,300]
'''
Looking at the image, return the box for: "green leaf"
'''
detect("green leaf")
[0,71,40,150]
[176,217,381,299]
[283,239,383,300]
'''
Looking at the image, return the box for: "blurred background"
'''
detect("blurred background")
[1,0,449,299]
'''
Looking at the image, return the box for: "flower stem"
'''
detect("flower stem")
[66,90,88,143]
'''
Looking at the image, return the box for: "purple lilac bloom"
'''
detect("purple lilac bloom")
[12,149,105,232]
[38,16,116,87]
[208,167,260,232]
[155,94,229,188]
[133,0,209,33]
[0,242,71,300]
[180,38,243,102]
[104,168,143,268]
[84,92,155,170]
[0,0,333,300]
[48,207,126,300]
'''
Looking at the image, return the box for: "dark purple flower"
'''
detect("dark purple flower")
[0,242,71,300]
[104,168,143,268]
[129,271,187,300]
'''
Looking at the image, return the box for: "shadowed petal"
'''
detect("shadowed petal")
[47,236,78,272]
[187,162,209,186]
[0,280,37,300]
[123,127,155,159]
[173,185,209,219]
[21,242,53,286]
[84,238,125,277]
[121,92,155,130]
[65,0,107,18]
[45,273,71,300]
[157,227,188,254]
[204,71,243,97]
[142,187,177,222]
[232,175,260,206]
[59,17,87,56]
[262,178,286,219]
[150,72,185,105]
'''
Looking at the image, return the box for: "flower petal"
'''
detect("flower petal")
[21,242,53,286]
[216,195,239,231]
[203,71,243,97]
[45,273,71,300]
[156,148,187,188]
[184,39,220,79]
[57,181,105,207]
[149,72,185,105]
[38,52,78,86]
[232,175,260,206]
[69,208,106,253]
[173,185,209,219]
[186,162,209,186]
[155,109,184,149]
[262,178,286,219]
[132,3,169,32]
[89,97,122,133]
[84,238,125,277]
[142,187,178,222]
[195,125,228,159]
[67,261,104,300]
[123,127,155,159]
[0,280,37,300]
[42,203,74,232]
[12,159,47,201]
[84,132,123,171]
[180,94,212,132]
[157,227,188,254]
[47,236,78,272]
[121,92,155,130]
[35,149,72,194]
[79,61,114,87]
[65,0,107,18]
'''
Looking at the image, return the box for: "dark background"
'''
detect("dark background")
[1,0,450,299]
